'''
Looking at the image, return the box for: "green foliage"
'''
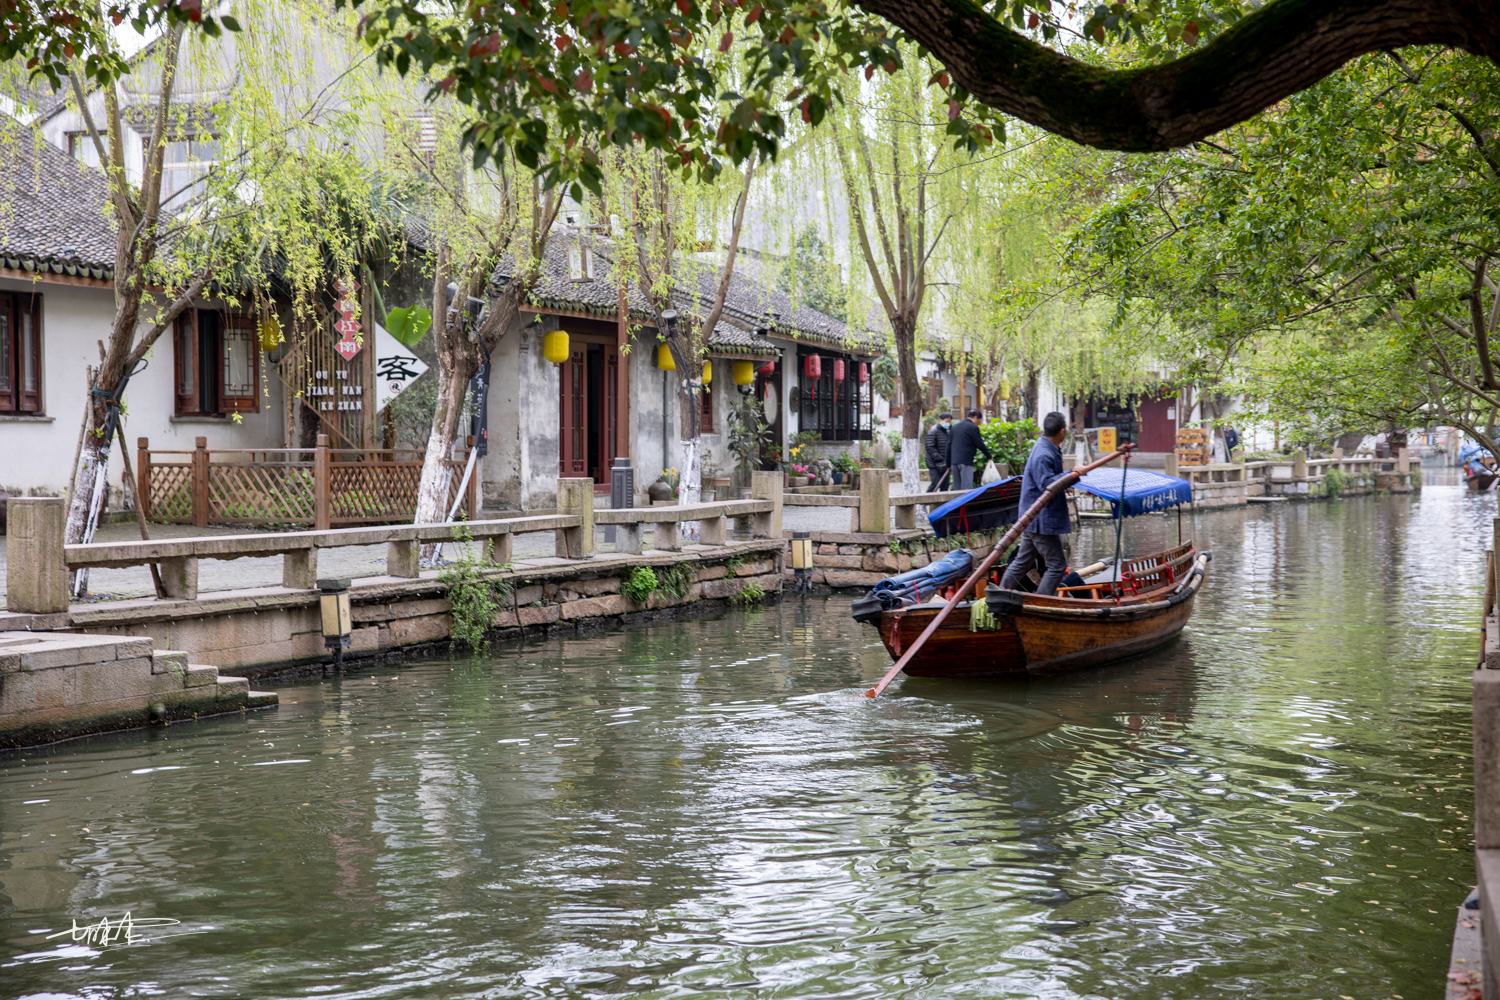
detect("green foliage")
[980,418,1040,474]
[621,566,659,604]
[655,564,694,600]
[727,396,775,479]
[724,553,747,573]
[777,226,848,322]
[871,355,900,401]
[732,582,766,606]
[832,453,861,475]
[1323,468,1346,499]
[440,528,513,651]
[384,305,432,348]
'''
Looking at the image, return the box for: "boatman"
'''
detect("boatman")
[999,411,1071,596]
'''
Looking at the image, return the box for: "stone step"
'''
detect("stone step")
[247,690,279,708]
[215,675,250,700]
[185,664,219,687]
[152,649,187,675]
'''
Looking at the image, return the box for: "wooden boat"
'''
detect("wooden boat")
[873,542,1210,679]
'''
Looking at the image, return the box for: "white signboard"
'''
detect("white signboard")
[374,322,428,412]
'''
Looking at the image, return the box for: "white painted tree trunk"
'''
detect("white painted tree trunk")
[414,360,467,561]
[679,435,702,506]
[899,438,920,493]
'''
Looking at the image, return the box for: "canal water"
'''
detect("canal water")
[1,478,1485,999]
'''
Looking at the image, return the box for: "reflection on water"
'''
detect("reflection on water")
[0,481,1485,999]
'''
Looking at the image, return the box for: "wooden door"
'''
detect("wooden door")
[0,294,13,412]
[597,345,618,481]
[1137,392,1177,453]
[560,346,588,476]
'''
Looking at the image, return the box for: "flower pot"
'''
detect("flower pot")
[790,476,810,488]
[832,471,844,485]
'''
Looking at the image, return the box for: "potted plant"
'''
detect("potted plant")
[788,463,812,488]
[832,453,861,487]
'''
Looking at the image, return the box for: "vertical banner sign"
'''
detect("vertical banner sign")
[1098,426,1117,453]
[333,276,362,362]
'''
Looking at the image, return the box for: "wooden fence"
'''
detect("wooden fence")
[137,435,477,530]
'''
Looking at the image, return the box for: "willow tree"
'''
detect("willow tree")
[825,49,986,490]
[608,145,757,506]
[44,3,396,571]
[404,108,560,530]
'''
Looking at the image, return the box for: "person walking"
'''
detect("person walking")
[925,412,953,491]
[946,408,995,491]
[999,411,1071,596]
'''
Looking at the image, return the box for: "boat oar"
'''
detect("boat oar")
[864,444,1134,699]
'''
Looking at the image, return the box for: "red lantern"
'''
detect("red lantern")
[833,359,846,382]
[758,359,777,375]
[803,354,822,379]
[859,362,869,384]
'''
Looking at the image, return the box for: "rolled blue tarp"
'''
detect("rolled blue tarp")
[869,548,973,609]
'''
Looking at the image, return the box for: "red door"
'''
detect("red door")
[560,348,588,476]
[1136,392,1177,453]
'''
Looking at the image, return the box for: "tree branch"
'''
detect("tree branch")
[855,0,1500,151]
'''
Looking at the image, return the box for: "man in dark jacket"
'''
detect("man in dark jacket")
[925,412,953,491]
[946,408,994,491]
[999,411,1071,595]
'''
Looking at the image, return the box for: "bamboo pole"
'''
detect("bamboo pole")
[865,445,1132,698]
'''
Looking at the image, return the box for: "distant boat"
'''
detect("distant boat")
[855,466,1209,681]
[1461,442,1497,491]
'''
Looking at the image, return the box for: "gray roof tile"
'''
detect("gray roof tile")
[0,127,117,278]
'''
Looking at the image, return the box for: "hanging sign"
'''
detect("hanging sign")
[332,275,362,361]
[375,322,428,412]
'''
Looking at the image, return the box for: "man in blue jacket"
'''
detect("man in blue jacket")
[998,411,1071,595]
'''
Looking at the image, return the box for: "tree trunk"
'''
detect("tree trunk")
[677,378,702,508]
[413,354,468,528]
[892,315,923,492]
[1024,365,1039,421]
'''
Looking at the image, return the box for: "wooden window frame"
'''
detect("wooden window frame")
[174,308,240,417]
[221,315,260,413]
[699,377,714,434]
[0,291,44,414]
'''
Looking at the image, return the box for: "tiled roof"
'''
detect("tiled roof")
[0,128,117,280]
[498,231,879,357]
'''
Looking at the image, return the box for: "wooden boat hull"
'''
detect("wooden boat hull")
[876,550,1208,680]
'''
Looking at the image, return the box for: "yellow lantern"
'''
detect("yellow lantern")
[732,360,755,385]
[258,315,282,352]
[702,360,712,385]
[543,329,570,364]
[658,342,676,370]
[999,378,1011,400]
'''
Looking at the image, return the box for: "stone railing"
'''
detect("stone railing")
[4,473,787,612]
[780,469,967,532]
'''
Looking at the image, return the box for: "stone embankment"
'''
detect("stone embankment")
[0,631,275,748]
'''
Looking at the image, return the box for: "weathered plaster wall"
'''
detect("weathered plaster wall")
[482,315,561,509]
[0,277,282,498]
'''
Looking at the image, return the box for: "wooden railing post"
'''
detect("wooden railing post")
[314,433,331,531]
[750,471,782,539]
[136,437,152,520]
[859,468,892,533]
[4,497,68,614]
[556,478,595,559]
[192,436,209,527]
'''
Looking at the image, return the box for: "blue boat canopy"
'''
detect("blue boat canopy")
[927,476,1023,539]
[1074,468,1193,518]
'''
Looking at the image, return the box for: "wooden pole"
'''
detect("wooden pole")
[864,445,1132,698]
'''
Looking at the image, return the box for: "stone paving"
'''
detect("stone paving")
[0,502,926,606]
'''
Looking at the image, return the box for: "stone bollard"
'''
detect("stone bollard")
[556,478,595,559]
[750,471,782,539]
[5,497,69,614]
[1164,452,1178,478]
[1292,449,1308,479]
[859,468,892,534]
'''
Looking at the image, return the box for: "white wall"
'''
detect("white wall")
[0,276,282,499]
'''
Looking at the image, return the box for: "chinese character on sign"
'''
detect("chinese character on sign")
[375,322,428,412]
[332,275,361,361]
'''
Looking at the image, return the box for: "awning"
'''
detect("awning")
[927,476,1023,539]
[1074,468,1192,518]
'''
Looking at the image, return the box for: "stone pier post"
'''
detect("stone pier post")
[750,471,781,539]
[556,478,595,559]
[859,469,892,534]
[5,497,68,614]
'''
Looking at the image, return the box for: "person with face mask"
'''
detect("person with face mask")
[925,412,953,491]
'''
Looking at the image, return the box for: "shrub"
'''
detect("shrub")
[621,566,658,604]
[440,525,513,651]
[656,563,694,599]
[1323,467,1346,498]
[733,582,766,605]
